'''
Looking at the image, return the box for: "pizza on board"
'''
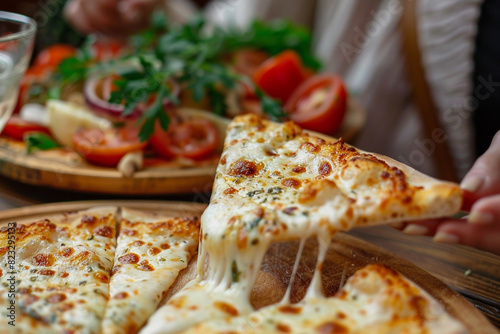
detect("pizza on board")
[140,114,465,334]
[0,115,469,334]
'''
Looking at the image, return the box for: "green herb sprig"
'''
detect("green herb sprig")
[25,133,61,153]
[56,14,321,141]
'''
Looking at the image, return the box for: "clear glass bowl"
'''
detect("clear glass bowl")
[0,11,37,131]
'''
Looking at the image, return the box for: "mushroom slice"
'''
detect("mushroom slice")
[118,151,144,177]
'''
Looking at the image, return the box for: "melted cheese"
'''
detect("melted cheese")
[140,115,466,334]
[180,264,466,334]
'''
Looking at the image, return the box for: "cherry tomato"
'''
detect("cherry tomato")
[151,116,219,160]
[253,50,308,103]
[232,49,270,78]
[2,116,51,141]
[72,127,147,167]
[34,44,77,69]
[285,74,347,135]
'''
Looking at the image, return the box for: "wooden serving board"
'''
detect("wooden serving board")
[0,139,218,195]
[0,99,365,195]
[0,200,497,333]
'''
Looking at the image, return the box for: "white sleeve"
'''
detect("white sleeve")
[417,0,482,177]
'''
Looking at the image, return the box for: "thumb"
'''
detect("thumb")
[460,130,500,210]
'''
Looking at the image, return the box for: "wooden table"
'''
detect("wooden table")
[0,175,499,328]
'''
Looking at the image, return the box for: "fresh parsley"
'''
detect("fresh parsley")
[55,13,321,141]
[25,133,61,153]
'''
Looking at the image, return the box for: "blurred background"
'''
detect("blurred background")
[1,0,499,184]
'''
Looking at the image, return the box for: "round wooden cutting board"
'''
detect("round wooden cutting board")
[0,139,218,195]
[0,99,365,195]
[0,200,497,333]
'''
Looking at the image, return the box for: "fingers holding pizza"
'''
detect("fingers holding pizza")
[461,130,500,209]
[396,130,500,255]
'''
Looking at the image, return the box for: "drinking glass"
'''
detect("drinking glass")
[0,11,37,132]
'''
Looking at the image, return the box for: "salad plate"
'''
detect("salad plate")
[0,97,364,195]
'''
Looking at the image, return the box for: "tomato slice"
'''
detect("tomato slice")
[151,116,219,160]
[253,50,308,103]
[2,116,51,141]
[232,49,270,78]
[72,127,147,167]
[285,74,347,135]
[34,44,77,69]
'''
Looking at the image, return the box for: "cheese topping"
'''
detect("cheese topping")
[0,207,117,334]
[140,115,466,334]
[102,209,200,334]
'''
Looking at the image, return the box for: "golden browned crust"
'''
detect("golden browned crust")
[0,207,118,252]
[120,208,200,240]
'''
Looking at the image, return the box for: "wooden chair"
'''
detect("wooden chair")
[400,0,459,182]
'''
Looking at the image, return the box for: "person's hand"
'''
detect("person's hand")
[393,130,500,255]
[64,0,161,37]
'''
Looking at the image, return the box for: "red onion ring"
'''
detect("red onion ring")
[83,74,180,119]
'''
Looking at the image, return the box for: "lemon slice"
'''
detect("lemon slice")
[47,100,113,147]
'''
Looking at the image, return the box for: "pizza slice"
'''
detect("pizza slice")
[101,208,200,334]
[140,114,464,333]
[0,206,117,334]
[179,264,467,334]
[208,113,462,241]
